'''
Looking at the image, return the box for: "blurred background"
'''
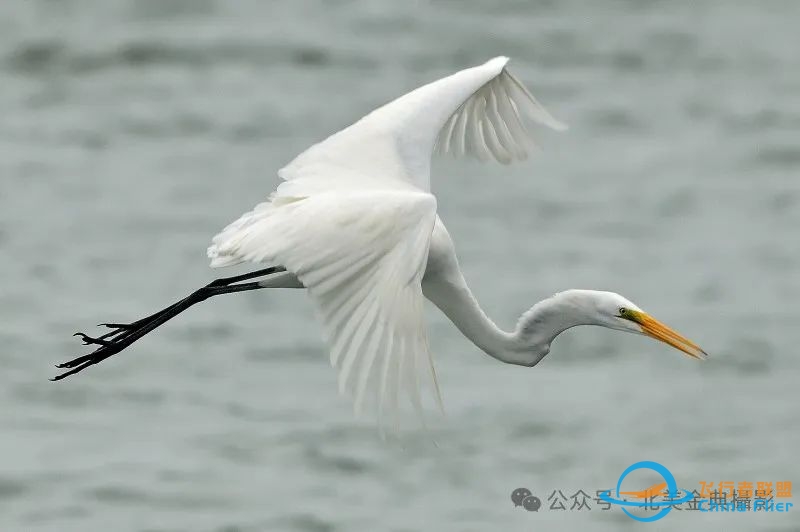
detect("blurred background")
[1,0,799,531]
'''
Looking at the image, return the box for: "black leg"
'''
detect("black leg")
[52,266,285,381]
[205,266,285,287]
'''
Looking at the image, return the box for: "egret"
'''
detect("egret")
[55,57,707,424]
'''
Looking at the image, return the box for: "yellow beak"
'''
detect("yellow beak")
[628,310,708,360]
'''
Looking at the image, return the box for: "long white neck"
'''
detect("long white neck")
[422,272,596,367]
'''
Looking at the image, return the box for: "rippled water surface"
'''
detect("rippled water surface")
[2,1,799,531]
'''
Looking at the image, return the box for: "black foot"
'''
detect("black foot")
[52,267,283,381]
[54,322,157,380]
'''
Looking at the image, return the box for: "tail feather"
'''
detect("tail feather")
[207,250,244,268]
[207,199,276,268]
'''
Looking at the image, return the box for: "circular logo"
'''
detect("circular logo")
[600,461,695,522]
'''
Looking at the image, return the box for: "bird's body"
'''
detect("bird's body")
[205,57,705,422]
[204,56,573,419]
[57,57,706,429]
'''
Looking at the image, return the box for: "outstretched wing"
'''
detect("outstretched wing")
[208,190,442,426]
[278,56,565,192]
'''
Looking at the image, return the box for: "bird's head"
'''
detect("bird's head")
[585,291,707,360]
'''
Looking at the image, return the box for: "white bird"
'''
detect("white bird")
[56,57,707,427]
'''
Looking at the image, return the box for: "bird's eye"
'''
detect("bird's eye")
[618,307,627,316]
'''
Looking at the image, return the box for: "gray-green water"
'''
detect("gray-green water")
[1,1,799,531]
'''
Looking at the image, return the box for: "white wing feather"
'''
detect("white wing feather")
[208,190,442,425]
[433,67,566,163]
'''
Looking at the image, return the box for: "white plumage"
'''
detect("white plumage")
[206,57,705,428]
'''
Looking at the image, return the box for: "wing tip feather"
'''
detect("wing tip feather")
[435,57,566,165]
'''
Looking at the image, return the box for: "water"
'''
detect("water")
[1,1,799,531]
